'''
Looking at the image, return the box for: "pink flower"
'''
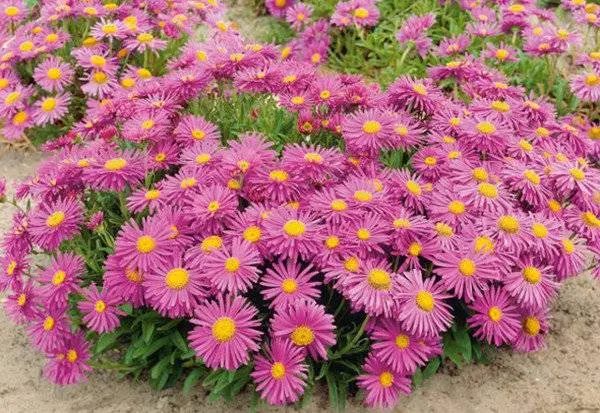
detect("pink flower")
[357,353,412,409]
[78,284,125,333]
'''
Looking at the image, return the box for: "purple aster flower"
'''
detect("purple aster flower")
[33,57,74,92]
[38,252,84,310]
[260,259,320,309]
[29,198,83,250]
[203,238,261,294]
[468,286,521,346]
[43,332,92,385]
[357,353,412,409]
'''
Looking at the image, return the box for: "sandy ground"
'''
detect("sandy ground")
[1,150,599,413]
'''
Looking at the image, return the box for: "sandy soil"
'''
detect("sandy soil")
[1,150,599,413]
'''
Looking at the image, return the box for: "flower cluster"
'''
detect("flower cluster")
[0,0,599,410]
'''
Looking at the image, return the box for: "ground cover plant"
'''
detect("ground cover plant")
[0,0,599,410]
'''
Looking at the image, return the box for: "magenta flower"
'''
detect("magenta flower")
[251,338,308,405]
[43,333,92,385]
[78,284,125,333]
[84,150,147,192]
[263,208,323,260]
[189,296,262,370]
[103,254,145,308]
[260,259,320,308]
[4,281,38,324]
[203,238,261,294]
[468,286,521,346]
[271,300,336,360]
[38,252,84,310]
[27,308,70,352]
[33,57,74,92]
[504,258,558,310]
[29,198,83,250]
[357,353,412,409]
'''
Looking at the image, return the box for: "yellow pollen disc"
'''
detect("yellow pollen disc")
[145,189,160,200]
[498,215,520,233]
[522,266,541,284]
[102,24,117,34]
[472,167,489,182]
[237,160,250,172]
[304,152,323,163]
[4,91,20,105]
[548,199,562,212]
[52,270,66,285]
[449,117,461,126]
[523,316,540,336]
[406,180,422,196]
[17,293,26,306]
[224,257,240,273]
[581,211,600,228]
[535,127,550,137]
[446,60,461,68]
[325,236,340,249]
[41,98,56,112]
[212,317,236,342]
[121,77,136,88]
[43,316,55,331]
[412,83,428,95]
[362,120,382,134]
[47,67,62,80]
[356,228,371,240]
[180,177,197,189]
[495,49,509,60]
[104,157,127,171]
[478,182,497,198]
[283,220,305,237]
[368,269,391,291]
[523,169,540,185]
[531,223,548,238]
[291,96,304,105]
[585,74,599,86]
[228,179,241,190]
[491,100,510,112]
[488,306,503,322]
[281,278,298,294]
[90,55,106,67]
[126,268,143,283]
[137,68,152,79]
[378,371,394,388]
[424,156,437,166]
[474,236,494,253]
[562,239,575,254]
[590,52,600,60]
[19,41,33,52]
[320,90,331,100]
[344,257,360,272]
[416,290,435,312]
[136,235,156,253]
[189,128,206,140]
[46,211,65,228]
[243,226,262,243]
[201,235,223,252]
[5,6,19,16]
[448,200,465,215]
[395,334,410,349]
[154,153,166,162]
[95,300,106,313]
[291,325,314,346]
[137,33,153,43]
[205,201,219,213]
[269,170,289,182]
[476,121,496,135]
[569,168,585,181]
[393,218,411,229]
[494,82,508,89]
[64,349,77,363]
[165,268,189,290]
[6,260,17,276]
[588,127,600,140]
[408,242,422,256]
[435,222,453,237]
[354,7,369,18]
[271,362,286,379]
[354,190,373,202]
[281,46,292,59]
[458,258,476,277]
[275,0,287,7]
[141,119,154,130]
[449,149,461,158]
[283,74,297,84]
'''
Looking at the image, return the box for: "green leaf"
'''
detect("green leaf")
[422,357,441,380]
[183,368,204,395]
[142,319,155,343]
[170,331,189,352]
[150,356,172,380]
[120,303,133,315]
[95,331,121,354]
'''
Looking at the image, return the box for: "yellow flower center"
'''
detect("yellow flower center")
[368,269,391,291]
[531,223,548,238]
[6,260,17,276]
[509,4,525,13]
[478,182,498,198]
[408,242,422,256]
[212,317,236,342]
[474,236,494,253]
[412,83,428,95]
[94,300,106,313]
[488,306,503,322]
[435,222,453,237]
[548,199,562,212]
[416,290,435,312]
[4,91,20,105]
[458,258,476,277]
[275,0,287,7]
[291,96,304,105]
[448,200,465,215]
[201,235,223,252]
[43,316,55,331]
[17,293,26,306]
[325,235,340,249]
[495,49,509,60]
[344,257,360,272]
[5,6,19,16]
[137,33,154,43]
[102,24,118,34]
[569,168,585,181]
[362,120,381,134]
[395,334,410,349]
[165,268,189,290]
[243,226,261,243]
[41,98,56,112]
[283,220,305,237]
[180,177,197,189]
[379,371,394,388]
[356,228,371,240]
[90,55,106,67]
[523,316,540,336]
[562,239,575,254]
[126,268,143,283]
[585,74,599,86]
[46,211,65,228]
[304,152,323,163]
[136,235,156,253]
[291,325,314,346]
[424,156,438,166]
[47,67,62,80]
[498,215,520,233]
[353,190,372,202]
[144,189,161,201]
[522,266,541,284]
[283,74,297,84]
[281,278,298,294]
[204,201,218,214]
[582,211,600,228]
[137,68,152,79]
[476,121,496,135]
[320,90,331,100]
[449,117,461,126]
[19,41,33,52]
[406,180,422,196]
[354,7,369,19]
[224,257,240,272]
[523,169,540,185]
[269,170,288,182]
[52,270,66,285]
[472,167,489,182]
[104,158,127,171]
[271,362,286,379]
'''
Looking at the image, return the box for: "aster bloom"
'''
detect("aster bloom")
[124,32,167,53]
[344,258,399,317]
[483,42,518,63]
[203,238,261,294]
[341,108,394,155]
[27,309,70,352]
[370,318,432,374]
[103,254,145,308]
[467,286,521,346]
[114,217,174,272]
[38,252,84,310]
[189,296,262,370]
[261,259,320,308]
[285,3,313,31]
[33,57,74,92]
[4,281,38,324]
[77,284,124,334]
[188,184,238,232]
[33,93,71,125]
[512,308,550,352]
[29,198,83,250]
[266,0,295,18]
[263,208,323,260]
[357,353,412,409]
[251,338,308,405]
[271,300,336,360]
[43,333,92,385]
[84,150,146,192]
[394,269,453,337]
[570,71,600,102]
[504,258,559,310]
